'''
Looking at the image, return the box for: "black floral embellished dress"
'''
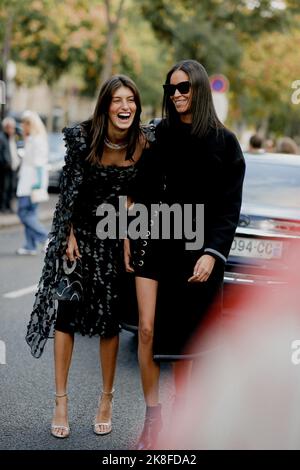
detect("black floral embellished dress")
[25,125,144,358]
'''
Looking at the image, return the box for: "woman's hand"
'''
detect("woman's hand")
[124,239,134,273]
[66,226,81,262]
[126,196,134,210]
[188,254,216,283]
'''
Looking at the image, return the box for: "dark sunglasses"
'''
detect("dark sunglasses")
[163,81,191,96]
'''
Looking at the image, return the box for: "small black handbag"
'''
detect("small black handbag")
[53,256,83,302]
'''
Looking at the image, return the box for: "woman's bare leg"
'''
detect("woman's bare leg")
[94,335,119,434]
[100,335,119,392]
[136,276,159,406]
[52,330,74,437]
[135,276,163,449]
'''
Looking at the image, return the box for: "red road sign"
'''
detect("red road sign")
[210,74,229,93]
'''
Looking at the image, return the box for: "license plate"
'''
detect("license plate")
[229,236,283,259]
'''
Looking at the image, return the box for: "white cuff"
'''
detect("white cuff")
[204,248,226,263]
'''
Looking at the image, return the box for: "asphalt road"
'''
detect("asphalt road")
[0,224,173,450]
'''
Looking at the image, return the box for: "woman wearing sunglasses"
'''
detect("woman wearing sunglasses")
[127,59,245,449]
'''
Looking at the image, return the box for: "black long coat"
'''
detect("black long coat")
[132,120,245,360]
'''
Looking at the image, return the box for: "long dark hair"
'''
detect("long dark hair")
[162,59,223,137]
[84,75,142,164]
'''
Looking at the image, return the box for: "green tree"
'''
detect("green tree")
[238,27,300,135]
[0,1,133,93]
[1,0,68,82]
[115,0,171,114]
[99,0,126,85]
[139,0,300,130]
[139,0,300,75]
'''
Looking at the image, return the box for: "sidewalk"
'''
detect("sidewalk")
[0,194,58,229]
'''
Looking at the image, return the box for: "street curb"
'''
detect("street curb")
[0,210,54,229]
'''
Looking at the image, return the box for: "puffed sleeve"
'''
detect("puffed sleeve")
[25,125,87,358]
[203,131,245,263]
[49,125,87,250]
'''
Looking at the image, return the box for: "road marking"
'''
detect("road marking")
[0,340,6,364]
[3,285,37,299]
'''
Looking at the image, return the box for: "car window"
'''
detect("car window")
[244,157,300,209]
[48,133,65,162]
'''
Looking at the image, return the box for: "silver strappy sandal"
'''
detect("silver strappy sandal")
[51,392,70,439]
[93,389,114,436]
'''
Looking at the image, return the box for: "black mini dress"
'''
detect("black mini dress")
[130,120,245,360]
[26,125,149,358]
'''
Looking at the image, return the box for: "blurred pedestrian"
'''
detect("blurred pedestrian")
[0,117,20,213]
[248,133,264,153]
[276,136,299,155]
[26,75,153,439]
[127,59,245,449]
[16,111,49,255]
[264,137,275,153]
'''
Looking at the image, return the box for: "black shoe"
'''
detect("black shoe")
[135,404,162,450]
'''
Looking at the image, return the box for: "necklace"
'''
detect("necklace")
[104,136,128,150]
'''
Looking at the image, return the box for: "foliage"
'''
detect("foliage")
[138,0,296,72]
[1,0,138,95]
[1,0,300,132]
[237,26,300,133]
